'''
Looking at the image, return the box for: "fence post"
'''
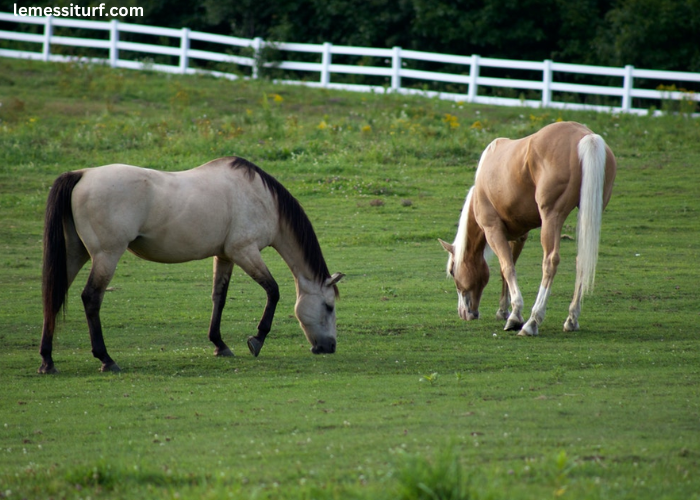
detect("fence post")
[251,37,262,79]
[180,27,190,74]
[320,42,332,87]
[42,15,53,62]
[542,59,552,108]
[109,19,119,68]
[622,64,634,112]
[391,46,402,91]
[468,55,480,103]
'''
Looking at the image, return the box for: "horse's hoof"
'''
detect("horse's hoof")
[247,337,262,357]
[215,346,234,357]
[101,362,121,373]
[495,309,510,321]
[504,318,524,331]
[563,318,579,332]
[518,322,538,337]
[37,364,58,374]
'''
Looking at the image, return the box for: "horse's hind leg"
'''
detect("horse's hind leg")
[39,224,90,374]
[82,253,121,372]
[208,257,234,357]
[519,215,565,337]
[496,234,528,321]
[564,282,583,332]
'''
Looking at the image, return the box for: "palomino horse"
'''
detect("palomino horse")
[440,121,616,336]
[40,157,344,373]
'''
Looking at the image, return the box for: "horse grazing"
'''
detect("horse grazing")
[40,156,344,373]
[439,121,616,336]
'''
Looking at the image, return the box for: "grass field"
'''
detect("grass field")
[0,58,699,499]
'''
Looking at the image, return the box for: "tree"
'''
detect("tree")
[594,0,700,71]
[1,0,698,71]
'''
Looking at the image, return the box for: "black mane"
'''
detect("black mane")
[229,157,332,285]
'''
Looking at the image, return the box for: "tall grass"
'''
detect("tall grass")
[396,447,470,500]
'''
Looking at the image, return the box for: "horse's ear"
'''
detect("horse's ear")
[438,239,454,254]
[326,272,345,287]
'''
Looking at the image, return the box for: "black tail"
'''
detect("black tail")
[42,171,83,333]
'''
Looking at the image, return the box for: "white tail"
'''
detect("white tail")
[576,134,607,297]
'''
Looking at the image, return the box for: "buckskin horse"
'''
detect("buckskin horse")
[440,121,616,336]
[40,156,344,373]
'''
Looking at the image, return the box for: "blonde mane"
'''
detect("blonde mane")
[449,140,495,276]
[449,186,474,276]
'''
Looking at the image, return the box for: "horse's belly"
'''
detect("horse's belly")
[127,234,220,263]
[502,213,541,239]
[128,211,277,264]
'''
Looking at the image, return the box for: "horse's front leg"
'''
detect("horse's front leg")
[246,276,280,357]
[496,274,510,321]
[209,257,234,357]
[483,227,525,331]
[231,249,280,357]
[497,234,528,320]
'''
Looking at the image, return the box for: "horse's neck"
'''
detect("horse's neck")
[466,208,488,258]
[272,226,317,289]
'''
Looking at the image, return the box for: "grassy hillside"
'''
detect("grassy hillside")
[0,58,699,499]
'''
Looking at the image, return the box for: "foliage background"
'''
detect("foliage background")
[2,0,700,72]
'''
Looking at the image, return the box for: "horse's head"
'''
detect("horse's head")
[439,239,489,320]
[295,272,345,354]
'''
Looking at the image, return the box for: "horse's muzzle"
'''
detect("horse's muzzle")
[458,292,479,321]
[311,340,336,354]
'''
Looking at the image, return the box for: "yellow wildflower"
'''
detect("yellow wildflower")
[443,113,460,129]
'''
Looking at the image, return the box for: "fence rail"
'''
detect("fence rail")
[1,12,699,115]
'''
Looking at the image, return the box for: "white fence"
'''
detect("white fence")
[1,12,699,115]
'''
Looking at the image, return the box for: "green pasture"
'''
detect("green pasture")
[0,58,698,499]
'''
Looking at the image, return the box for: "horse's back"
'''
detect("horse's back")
[472,134,543,233]
[527,122,593,209]
[486,121,592,179]
[474,121,608,236]
[528,121,615,209]
[70,159,279,263]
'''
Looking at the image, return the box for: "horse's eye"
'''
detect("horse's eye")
[325,303,334,313]
[449,266,455,277]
